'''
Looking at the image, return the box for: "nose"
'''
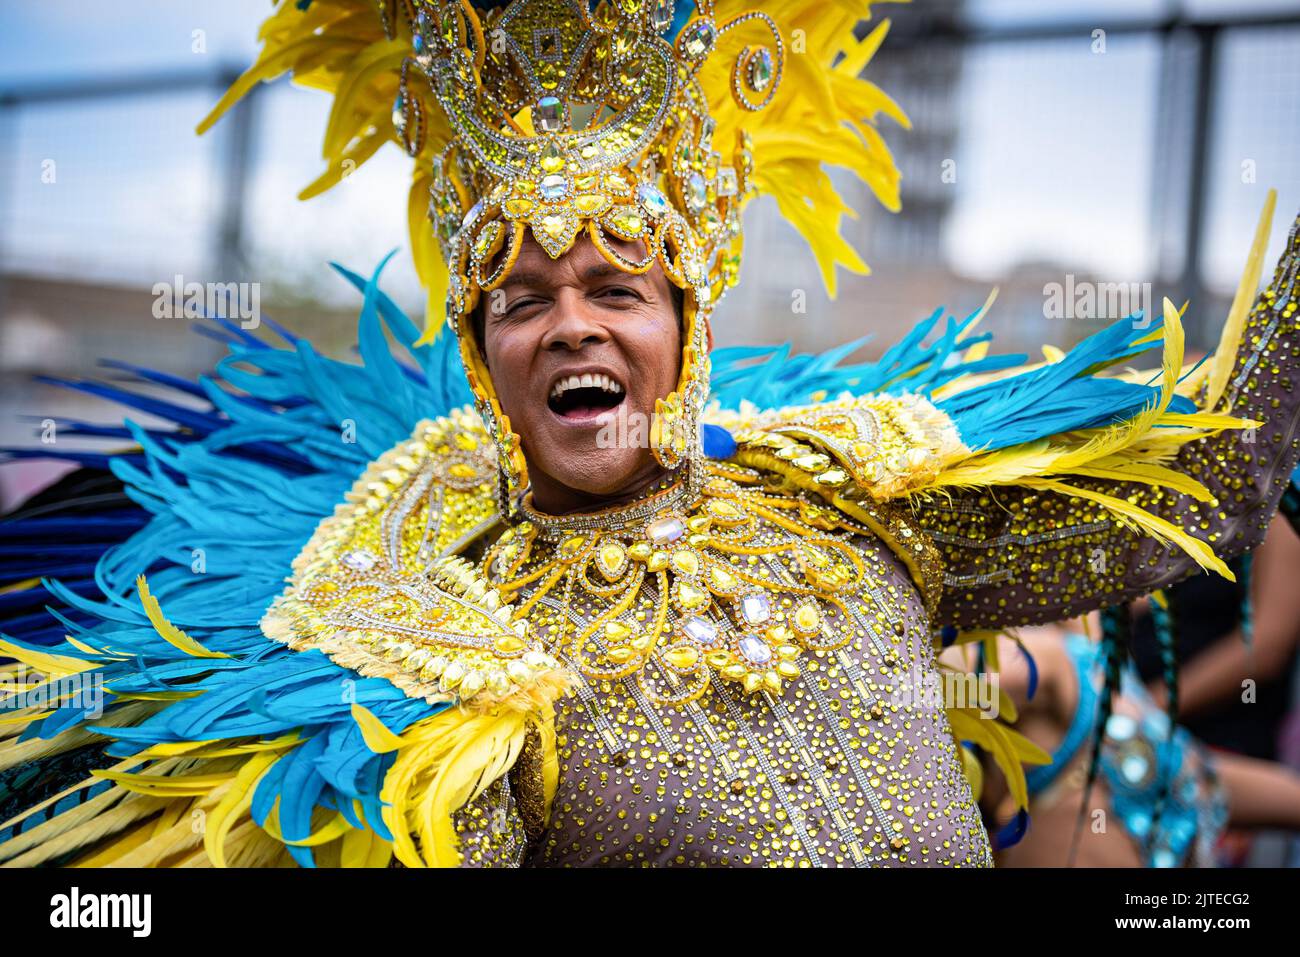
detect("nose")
[539,290,610,352]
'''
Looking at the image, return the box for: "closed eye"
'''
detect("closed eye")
[597,286,641,303]
[504,297,546,317]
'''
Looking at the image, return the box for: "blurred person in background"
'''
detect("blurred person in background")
[977,620,1300,867]
[1129,512,1300,864]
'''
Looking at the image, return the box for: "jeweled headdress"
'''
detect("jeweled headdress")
[201,0,908,506]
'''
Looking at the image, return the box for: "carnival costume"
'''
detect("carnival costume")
[2,0,1299,868]
[1024,633,1228,868]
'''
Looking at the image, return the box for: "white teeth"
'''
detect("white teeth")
[549,373,625,400]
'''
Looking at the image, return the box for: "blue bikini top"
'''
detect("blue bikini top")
[1024,632,1228,867]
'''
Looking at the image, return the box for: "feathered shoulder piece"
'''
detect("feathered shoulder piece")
[262,412,572,712]
[0,267,570,868]
[706,217,1273,591]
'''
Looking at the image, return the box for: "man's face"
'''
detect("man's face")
[481,230,682,505]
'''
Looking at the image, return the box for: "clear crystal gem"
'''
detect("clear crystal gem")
[461,198,484,229]
[681,20,716,59]
[342,550,378,572]
[637,182,670,216]
[685,171,707,212]
[539,173,567,200]
[682,616,717,646]
[739,635,772,665]
[649,0,674,32]
[536,95,563,132]
[647,516,685,544]
[747,47,774,92]
[740,593,770,625]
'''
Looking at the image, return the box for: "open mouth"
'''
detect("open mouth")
[547,372,625,421]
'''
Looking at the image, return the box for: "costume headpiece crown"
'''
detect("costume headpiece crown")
[200,0,908,507]
[202,0,908,328]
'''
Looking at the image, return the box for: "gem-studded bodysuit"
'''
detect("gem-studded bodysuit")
[464,476,992,867]
[264,216,1300,868]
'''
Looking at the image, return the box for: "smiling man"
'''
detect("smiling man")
[479,233,682,514]
[3,0,1300,871]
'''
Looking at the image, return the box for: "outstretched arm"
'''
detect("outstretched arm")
[924,207,1300,631]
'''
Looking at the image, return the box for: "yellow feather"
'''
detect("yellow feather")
[947,708,1048,812]
[341,821,395,868]
[1205,189,1277,412]
[0,639,93,677]
[350,702,408,752]
[1024,477,1231,579]
[204,750,285,867]
[136,575,231,659]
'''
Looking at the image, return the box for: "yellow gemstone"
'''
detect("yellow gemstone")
[707,499,744,524]
[453,432,477,451]
[506,661,532,684]
[669,549,699,576]
[802,546,829,568]
[439,660,466,689]
[765,625,792,646]
[503,198,534,217]
[794,603,821,633]
[762,672,782,692]
[472,224,499,256]
[493,633,525,654]
[687,515,712,533]
[706,651,731,669]
[628,542,653,561]
[648,550,670,572]
[448,462,478,480]
[559,536,585,562]
[815,468,850,486]
[666,646,699,670]
[597,542,627,579]
[605,620,632,643]
[721,663,747,680]
[777,660,801,680]
[540,143,566,173]
[610,211,643,235]
[574,172,599,190]
[793,453,831,471]
[607,647,634,664]
[541,214,569,238]
[743,673,763,694]
[675,581,709,610]
[708,566,738,593]
[574,193,607,215]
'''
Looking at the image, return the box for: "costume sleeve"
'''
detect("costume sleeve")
[920,216,1300,631]
[448,775,530,868]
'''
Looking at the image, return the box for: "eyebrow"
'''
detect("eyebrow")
[499,260,648,294]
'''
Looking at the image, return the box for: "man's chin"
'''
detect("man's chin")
[527,447,652,500]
